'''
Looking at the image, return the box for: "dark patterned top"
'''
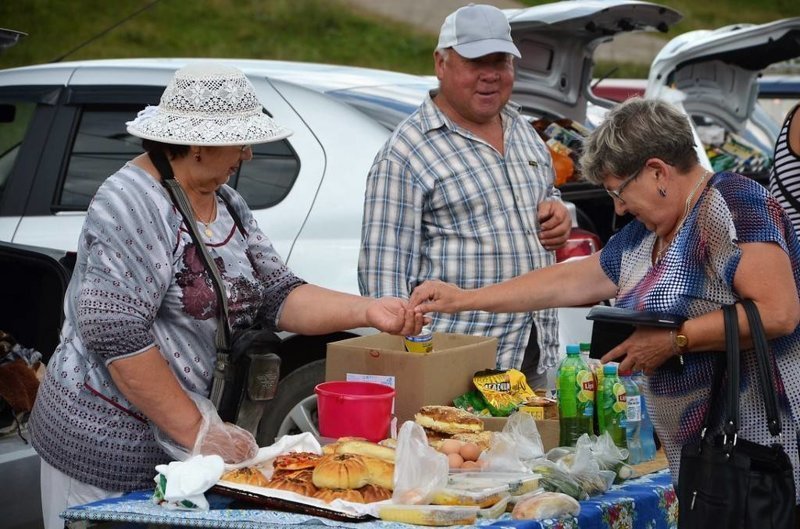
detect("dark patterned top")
[599,171,800,500]
[769,104,800,237]
[29,163,305,491]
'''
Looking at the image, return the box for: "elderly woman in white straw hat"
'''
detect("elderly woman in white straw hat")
[28,62,423,528]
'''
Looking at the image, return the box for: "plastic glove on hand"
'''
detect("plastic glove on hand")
[194,421,258,464]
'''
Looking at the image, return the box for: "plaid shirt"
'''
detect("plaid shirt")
[358,94,560,371]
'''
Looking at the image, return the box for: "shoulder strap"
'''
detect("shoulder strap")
[741,299,782,436]
[150,151,232,352]
[722,304,740,437]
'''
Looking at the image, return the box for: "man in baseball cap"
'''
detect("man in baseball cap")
[437,3,521,59]
[359,4,570,389]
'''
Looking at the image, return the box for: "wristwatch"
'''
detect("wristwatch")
[673,328,689,354]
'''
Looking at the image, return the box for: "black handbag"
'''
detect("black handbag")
[678,300,796,529]
[151,151,282,435]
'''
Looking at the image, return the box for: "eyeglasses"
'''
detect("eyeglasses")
[605,166,644,204]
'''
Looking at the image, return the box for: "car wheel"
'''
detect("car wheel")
[256,358,324,445]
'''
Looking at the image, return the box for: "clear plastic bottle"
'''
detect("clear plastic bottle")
[556,344,595,447]
[634,372,658,461]
[579,341,601,435]
[598,364,627,448]
[619,369,643,465]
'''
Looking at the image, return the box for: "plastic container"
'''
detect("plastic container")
[634,373,658,461]
[377,504,479,526]
[598,364,627,448]
[556,344,595,447]
[315,381,395,442]
[619,371,643,465]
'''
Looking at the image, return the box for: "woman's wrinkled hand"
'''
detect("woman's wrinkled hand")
[409,280,467,315]
[366,297,424,336]
[601,326,676,375]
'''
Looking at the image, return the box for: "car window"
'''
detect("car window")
[0,102,36,203]
[59,106,300,210]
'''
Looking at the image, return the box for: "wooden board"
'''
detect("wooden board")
[631,449,669,477]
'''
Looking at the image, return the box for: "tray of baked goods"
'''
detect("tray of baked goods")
[210,438,395,521]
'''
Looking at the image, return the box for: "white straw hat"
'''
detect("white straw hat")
[437,4,520,59]
[127,63,292,146]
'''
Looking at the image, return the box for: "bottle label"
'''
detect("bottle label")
[404,332,433,354]
[626,394,642,422]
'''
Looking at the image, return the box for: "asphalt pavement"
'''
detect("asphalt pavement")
[342,0,668,67]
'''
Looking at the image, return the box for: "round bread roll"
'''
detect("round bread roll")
[266,475,318,497]
[414,405,483,435]
[362,456,395,490]
[358,484,392,503]
[312,453,370,489]
[451,431,494,451]
[314,487,365,504]
[220,466,269,487]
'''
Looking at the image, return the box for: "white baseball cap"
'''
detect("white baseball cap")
[436,3,521,59]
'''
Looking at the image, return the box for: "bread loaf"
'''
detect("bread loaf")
[220,467,269,487]
[362,456,395,490]
[334,440,396,462]
[314,487,365,503]
[415,405,483,435]
[312,453,370,489]
[265,475,319,497]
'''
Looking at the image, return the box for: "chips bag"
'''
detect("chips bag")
[472,369,535,417]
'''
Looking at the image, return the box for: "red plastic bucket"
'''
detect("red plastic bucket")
[315,381,395,442]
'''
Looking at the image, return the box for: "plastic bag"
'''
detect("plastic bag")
[480,412,544,472]
[547,434,615,496]
[392,421,449,504]
[154,391,258,464]
[528,459,587,500]
[511,491,581,520]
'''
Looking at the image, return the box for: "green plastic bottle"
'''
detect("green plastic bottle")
[599,363,627,448]
[556,344,595,446]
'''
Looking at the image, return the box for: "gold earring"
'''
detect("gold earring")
[658,187,667,197]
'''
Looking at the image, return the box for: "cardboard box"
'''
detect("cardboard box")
[325,332,497,425]
[482,416,560,453]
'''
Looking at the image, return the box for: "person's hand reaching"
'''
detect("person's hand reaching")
[409,280,468,315]
[366,296,424,336]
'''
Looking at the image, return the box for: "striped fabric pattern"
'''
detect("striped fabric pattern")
[769,104,800,236]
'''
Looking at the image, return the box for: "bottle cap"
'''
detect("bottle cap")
[579,342,591,352]
[566,344,580,355]
[603,363,617,374]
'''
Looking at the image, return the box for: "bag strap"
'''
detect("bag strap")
[149,150,232,352]
[703,302,783,444]
[722,303,740,438]
[741,299,782,436]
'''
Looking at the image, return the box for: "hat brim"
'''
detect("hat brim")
[126,108,293,146]
[453,39,521,59]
